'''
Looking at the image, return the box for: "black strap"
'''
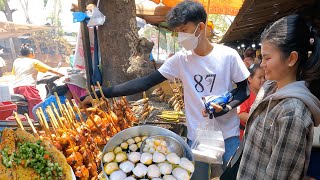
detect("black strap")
[220,141,244,180]
[239,123,245,130]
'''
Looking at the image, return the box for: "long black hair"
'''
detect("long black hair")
[261,14,320,99]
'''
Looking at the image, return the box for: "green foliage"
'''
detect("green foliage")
[208,14,232,34]
[0,0,6,12]
[30,30,72,56]
[43,0,48,7]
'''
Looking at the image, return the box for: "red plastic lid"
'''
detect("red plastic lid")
[0,102,17,111]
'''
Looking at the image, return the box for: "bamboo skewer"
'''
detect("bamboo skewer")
[97,82,106,99]
[72,91,106,138]
[71,99,85,124]
[45,107,59,137]
[14,112,25,131]
[47,106,60,129]
[62,104,77,131]
[36,109,53,141]
[65,99,76,123]
[51,103,66,129]
[91,85,99,101]
[38,108,55,137]
[54,92,64,116]
[25,113,39,138]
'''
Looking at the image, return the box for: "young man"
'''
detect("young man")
[82,1,250,179]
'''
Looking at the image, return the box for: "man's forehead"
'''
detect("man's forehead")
[174,22,196,31]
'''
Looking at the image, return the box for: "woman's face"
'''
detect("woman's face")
[248,68,265,93]
[260,42,292,82]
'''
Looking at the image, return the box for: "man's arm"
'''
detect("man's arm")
[213,79,250,117]
[82,70,167,103]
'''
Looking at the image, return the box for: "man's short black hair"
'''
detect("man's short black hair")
[167,0,207,28]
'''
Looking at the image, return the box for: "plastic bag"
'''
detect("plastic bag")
[87,7,106,27]
[191,119,225,164]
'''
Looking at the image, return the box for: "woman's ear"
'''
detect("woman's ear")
[288,51,299,67]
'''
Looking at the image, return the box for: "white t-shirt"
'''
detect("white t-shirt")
[158,44,250,140]
[13,58,42,87]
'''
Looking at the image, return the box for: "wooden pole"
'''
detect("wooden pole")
[79,0,93,88]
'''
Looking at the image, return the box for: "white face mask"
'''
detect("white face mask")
[177,24,201,51]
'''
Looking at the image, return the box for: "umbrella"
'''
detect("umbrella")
[149,0,244,16]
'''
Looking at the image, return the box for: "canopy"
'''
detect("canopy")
[220,0,319,46]
[150,0,244,16]
[0,21,53,40]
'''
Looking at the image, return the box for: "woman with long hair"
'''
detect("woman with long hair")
[237,14,320,179]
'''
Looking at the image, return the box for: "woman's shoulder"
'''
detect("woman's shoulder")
[275,98,313,126]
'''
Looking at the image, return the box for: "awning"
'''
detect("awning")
[136,0,244,25]
[0,21,53,40]
[220,0,319,46]
[149,0,244,16]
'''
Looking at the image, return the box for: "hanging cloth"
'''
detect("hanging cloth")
[91,27,102,85]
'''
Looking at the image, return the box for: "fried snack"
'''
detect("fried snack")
[0,129,72,180]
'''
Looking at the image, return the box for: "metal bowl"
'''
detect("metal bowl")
[140,135,185,157]
[101,125,194,178]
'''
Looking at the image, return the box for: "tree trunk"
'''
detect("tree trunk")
[98,0,155,100]
[3,0,19,59]
[98,0,139,86]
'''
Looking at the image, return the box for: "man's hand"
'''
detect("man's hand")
[202,103,223,118]
[81,95,93,108]
[210,103,223,113]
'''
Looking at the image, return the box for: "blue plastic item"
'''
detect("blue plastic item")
[72,12,89,23]
[203,91,233,118]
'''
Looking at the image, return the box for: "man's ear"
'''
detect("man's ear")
[199,22,206,31]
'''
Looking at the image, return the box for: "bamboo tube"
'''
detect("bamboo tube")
[14,112,25,131]
[25,113,39,138]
